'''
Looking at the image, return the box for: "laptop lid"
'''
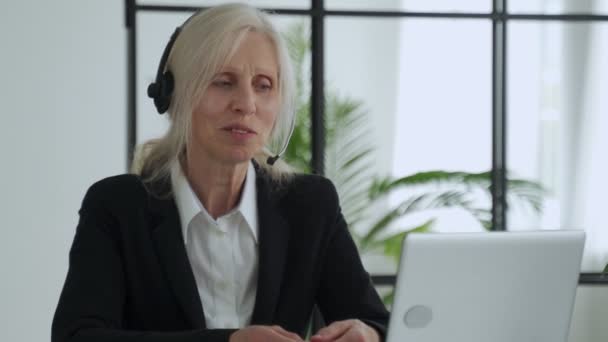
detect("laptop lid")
[386,230,585,342]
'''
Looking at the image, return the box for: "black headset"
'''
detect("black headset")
[146,20,294,166]
[147,27,181,115]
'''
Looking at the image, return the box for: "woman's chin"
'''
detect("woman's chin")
[189,143,259,166]
[221,148,256,165]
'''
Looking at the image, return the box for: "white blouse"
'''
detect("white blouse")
[171,161,259,329]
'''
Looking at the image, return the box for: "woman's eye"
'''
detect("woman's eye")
[213,79,232,88]
[256,81,272,91]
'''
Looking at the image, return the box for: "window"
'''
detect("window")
[128,0,608,280]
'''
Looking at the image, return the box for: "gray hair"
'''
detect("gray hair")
[132,3,296,191]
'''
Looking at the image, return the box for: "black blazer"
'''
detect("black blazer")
[52,166,389,342]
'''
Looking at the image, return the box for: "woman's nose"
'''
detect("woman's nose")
[231,85,256,115]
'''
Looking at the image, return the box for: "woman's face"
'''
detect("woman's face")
[190,31,280,166]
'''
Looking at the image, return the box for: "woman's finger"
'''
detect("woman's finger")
[269,325,304,341]
[311,320,354,341]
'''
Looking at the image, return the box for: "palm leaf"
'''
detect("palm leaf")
[360,193,445,250]
[370,171,545,215]
[369,171,492,200]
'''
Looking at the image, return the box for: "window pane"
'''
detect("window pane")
[509,0,608,14]
[137,13,311,153]
[138,0,309,9]
[507,22,608,272]
[325,17,492,274]
[326,0,491,13]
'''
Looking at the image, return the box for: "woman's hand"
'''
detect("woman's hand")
[310,319,380,342]
[229,325,304,342]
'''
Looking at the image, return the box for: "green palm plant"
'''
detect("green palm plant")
[281,22,545,277]
[360,171,543,263]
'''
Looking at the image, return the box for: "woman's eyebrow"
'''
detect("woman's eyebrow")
[254,68,277,77]
[218,66,277,77]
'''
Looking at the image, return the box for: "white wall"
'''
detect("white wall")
[0,1,125,341]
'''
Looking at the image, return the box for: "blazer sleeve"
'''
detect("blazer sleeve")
[314,179,390,341]
[51,183,237,342]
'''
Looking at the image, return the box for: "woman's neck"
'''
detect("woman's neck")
[183,157,249,220]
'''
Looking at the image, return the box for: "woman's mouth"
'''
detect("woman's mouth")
[229,128,252,134]
[222,124,257,141]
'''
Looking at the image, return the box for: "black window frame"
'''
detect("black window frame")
[124,0,608,285]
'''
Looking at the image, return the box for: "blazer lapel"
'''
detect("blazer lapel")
[147,182,206,329]
[250,170,290,324]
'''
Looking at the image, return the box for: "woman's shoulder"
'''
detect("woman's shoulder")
[81,174,150,209]
[281,173,340,207]
[289,173,336,192]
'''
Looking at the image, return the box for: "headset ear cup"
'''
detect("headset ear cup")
[148,71,174,114]
[147,82,160,99]
[154,71,174,114]
[161,71,175,97]
[148,26,181,114]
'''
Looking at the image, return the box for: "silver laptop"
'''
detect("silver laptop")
[386,230,585,342]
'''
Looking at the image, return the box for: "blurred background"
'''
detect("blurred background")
[1,0,607,341]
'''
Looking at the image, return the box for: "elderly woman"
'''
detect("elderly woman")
[52,3,388,342]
